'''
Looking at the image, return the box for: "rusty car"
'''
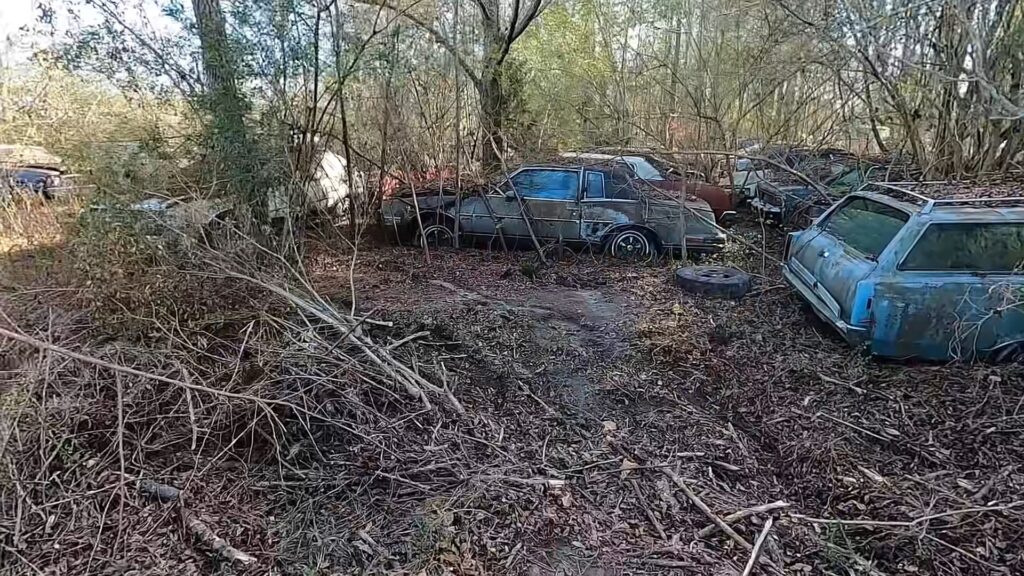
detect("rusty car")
[561,151,738,223]
[752,151,920,229]
[380,161,726,261]
[782,184,1024,361]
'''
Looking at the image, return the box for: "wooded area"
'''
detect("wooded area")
[2,1,1024,575]
[4,0,1023,209]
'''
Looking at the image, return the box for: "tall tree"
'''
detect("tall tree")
[192,0,263,219]
[362,0,548,168]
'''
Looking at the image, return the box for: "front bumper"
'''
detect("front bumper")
[781,263,868,345]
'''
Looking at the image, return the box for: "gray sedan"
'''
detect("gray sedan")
[381,163,726,261]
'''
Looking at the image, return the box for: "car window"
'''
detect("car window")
[820,197,908,258]
[901,223,1024,272]
[606,170,638,200]
[510,169,579,200]
[627,158,663,181]
[829,168,863,190]
[585,171,605,199]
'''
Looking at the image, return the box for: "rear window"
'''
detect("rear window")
[821,197,908,258]
[901,223,1024,272]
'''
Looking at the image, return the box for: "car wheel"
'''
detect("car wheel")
[991,342,1024,364]
[419,217,456,249]
[675,265,751,299]
[609,229,657,263]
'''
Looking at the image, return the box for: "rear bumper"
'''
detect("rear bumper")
[782,263,868,345]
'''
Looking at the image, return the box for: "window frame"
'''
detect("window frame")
[896,221,1024,274]
[814,195,911,260]
[584,170,606,200]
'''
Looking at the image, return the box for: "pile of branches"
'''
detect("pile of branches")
[0,232,467,573]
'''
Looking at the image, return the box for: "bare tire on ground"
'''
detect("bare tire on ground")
[675,266,751,299]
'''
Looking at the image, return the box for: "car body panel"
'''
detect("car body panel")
[783,192,1024,360]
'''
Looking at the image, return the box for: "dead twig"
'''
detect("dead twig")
[185,512,256,565]
[660,464,751,550]
[740,517,773,576]
[697,501,790,538]
[789,500,1024,527]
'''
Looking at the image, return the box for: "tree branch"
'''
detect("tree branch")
[356,0,482,88]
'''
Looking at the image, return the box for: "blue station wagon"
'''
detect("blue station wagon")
[782,185,1024,361]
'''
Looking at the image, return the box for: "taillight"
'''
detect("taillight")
[783,233,795,260]
[850,282,875,326]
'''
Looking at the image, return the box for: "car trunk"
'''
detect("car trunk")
[647,180,735,222]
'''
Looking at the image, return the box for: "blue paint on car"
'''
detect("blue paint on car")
[782,188,1024,361]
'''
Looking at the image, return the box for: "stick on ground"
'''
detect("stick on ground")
[740,517,774,576]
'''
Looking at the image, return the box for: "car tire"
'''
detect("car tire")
[675,266,751,299]
[991,342,1024,364]
[608,228,658,263]
[418,215,456,249]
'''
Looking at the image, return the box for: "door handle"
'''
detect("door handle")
[818,249,830,258]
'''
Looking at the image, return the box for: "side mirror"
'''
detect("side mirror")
[503,190,517,202]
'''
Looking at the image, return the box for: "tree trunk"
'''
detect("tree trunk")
[192,0,261,220]
[479,71,506,169]
[193,0,246,137]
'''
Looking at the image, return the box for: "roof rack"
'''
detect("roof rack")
[856,181,933,205]
[858,181,1024,213]
[921,196,1024,214]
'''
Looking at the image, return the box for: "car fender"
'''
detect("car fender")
[600,223,660,247]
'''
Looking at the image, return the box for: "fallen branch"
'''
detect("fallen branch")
[185,513,255,565]
[740,517,773,576]
[660,465,751,550]
[697,501,790,538]
[789,500,1024,528]
[644,558,697,568]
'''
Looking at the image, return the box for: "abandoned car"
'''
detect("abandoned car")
[561,151,737,223]
[753,152,920,229]
[0,145,68,200]
[783,185,1024,361]
[381,162,726,260]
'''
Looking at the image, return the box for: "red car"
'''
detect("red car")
[561,152,737,223]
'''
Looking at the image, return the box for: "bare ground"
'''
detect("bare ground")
[2,211,1022,575]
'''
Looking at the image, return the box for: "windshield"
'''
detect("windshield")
[820,197,909,259]
[625,157,664,181]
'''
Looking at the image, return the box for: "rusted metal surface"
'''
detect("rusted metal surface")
[782,189,1024,360]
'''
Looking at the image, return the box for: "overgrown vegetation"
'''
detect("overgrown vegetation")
[2,0,1023,574]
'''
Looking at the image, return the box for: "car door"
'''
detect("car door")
[789,196,909,322]
[501,167,583,242]
[870,220,1024,359]
[580,169,643,243]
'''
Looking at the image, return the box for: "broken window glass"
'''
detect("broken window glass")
[821,197,908,258]
[901,223,1024,272]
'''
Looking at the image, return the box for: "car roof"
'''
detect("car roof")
[559,152,647,164]
[0,145,62,169]
[849,189,1024,222]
